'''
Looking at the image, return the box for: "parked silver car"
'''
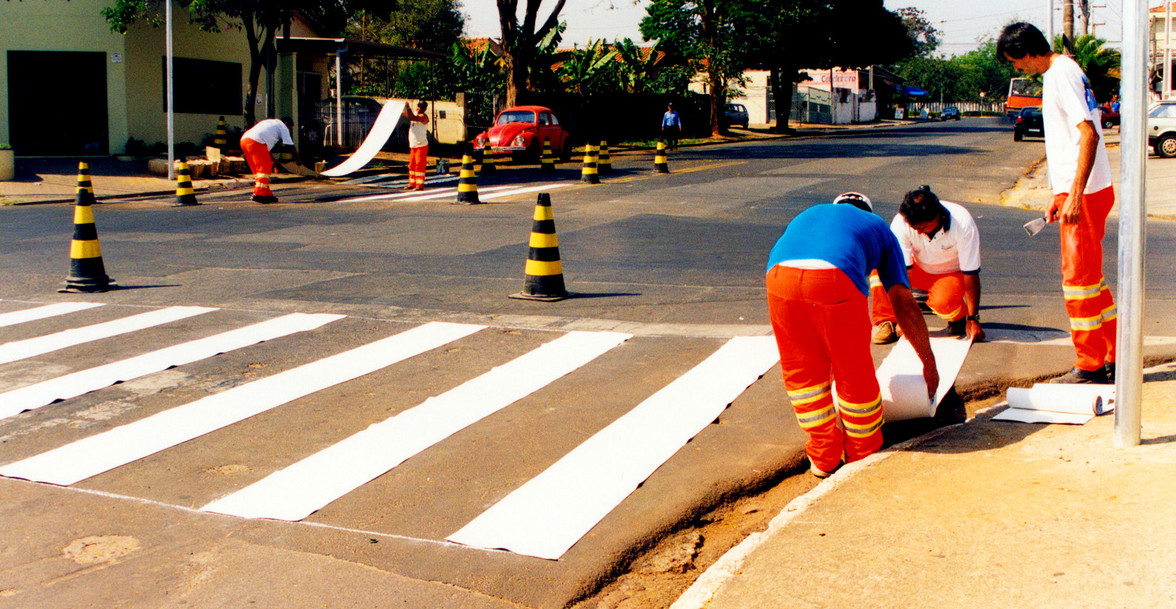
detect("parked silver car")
[1149,100,1176,158]
[724,103,749,128]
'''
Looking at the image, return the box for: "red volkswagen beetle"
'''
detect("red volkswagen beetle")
[473,105,572,161]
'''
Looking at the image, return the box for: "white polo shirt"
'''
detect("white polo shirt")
[891,200,981,275]
[242,119,294,151]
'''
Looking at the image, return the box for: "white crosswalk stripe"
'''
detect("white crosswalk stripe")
[0,322,484,486]
[0,306,215,365]
[446,336,781,559]
[0,312,343,419]
[201,330,631,521]
[0,302,104,328]
[337,182,572,204]
[0,302,781,561]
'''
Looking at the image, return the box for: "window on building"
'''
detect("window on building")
[163,57,242,114]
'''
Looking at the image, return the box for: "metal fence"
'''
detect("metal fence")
[904,101,1007,116]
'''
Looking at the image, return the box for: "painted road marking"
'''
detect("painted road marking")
[201,330,631,521]
[0,322,484,486]
[0,302,104,328]
[0,313,344,420]
[0,306,215,365]
[447,336,780,560]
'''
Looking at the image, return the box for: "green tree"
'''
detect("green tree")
[641,0,757,135]
[102,0,360,126]
[954,39,1020,102]
[612,38,691,95]
[524,23,572,96]
[343,0,466,99]
[896,7,941,58]
[1056,34,1120,102]
[451,41,505,94]
[743,0,914,132]
[557,40,619,96]
[494,0,568,106]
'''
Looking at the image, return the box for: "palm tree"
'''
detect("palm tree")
[1055,34,1121,102]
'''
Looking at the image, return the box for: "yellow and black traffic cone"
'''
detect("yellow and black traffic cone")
[213,116,227,150]
[454,154,481,205]
[654,140,669,173]
[540,138,555,172]
[580,144,599,184]
[173,161,200,206]
[61,162,114,293]
[510,192,568,302]
[480,141,496,176]
[598,141,611,173]
[75,161,96,207]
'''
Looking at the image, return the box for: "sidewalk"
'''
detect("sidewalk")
[0,156,257,205]
[673,364,1176,609]
[1001,129,1176,218]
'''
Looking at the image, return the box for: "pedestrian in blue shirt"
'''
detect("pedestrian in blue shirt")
[661,103,682,150]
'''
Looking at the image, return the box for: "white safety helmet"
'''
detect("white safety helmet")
[833,191,873,212]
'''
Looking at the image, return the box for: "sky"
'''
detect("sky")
[460,0,1144,57]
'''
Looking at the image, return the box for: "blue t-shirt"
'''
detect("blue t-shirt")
[765,203,909,296]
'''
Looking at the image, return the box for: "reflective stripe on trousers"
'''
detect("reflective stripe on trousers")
[1057,187,1117,371]
[871,266,966,324]
[767,266,884,473]
[408,145,428,188]
[241,137,275,197]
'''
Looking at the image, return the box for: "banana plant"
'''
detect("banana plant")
[557,39,619,96]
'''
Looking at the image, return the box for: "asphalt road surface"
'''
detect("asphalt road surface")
[1,118,1174,609]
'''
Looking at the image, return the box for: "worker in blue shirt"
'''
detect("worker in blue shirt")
[766,193,939,478]
[661,102,682,150]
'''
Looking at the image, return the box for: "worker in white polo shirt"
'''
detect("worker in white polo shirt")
[870,186,986,344]
[240,117,302,204]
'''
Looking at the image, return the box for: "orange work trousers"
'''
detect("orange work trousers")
[1057,187,1117,371]
[240,137,274,197]
[408,145,428,188]
[767,266,884,472]
[871,266,966,324]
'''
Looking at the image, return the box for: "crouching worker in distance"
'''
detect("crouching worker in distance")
[870,186,985,344]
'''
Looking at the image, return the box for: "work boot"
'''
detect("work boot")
[1105,362,1116,383]
[809,461,839,479]
[1049,366,1110,384]
[871,321,898,344]
[947,318,967,336]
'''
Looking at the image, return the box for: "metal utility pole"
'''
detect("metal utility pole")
[1047,0,1056,46]
[335,50,343,146]
[165,0,175,181]
[1115,0,1147,448]
[1166,1,1172,99]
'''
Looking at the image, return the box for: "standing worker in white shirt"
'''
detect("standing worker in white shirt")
[998,22,1116,385]
[404,101,430,191]
[870,186,985,344]
[240,117,301,204]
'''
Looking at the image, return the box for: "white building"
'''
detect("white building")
[1152,2,1176,98]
